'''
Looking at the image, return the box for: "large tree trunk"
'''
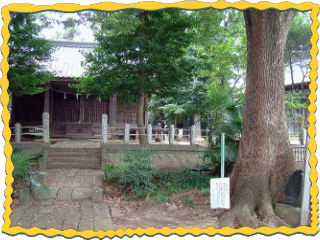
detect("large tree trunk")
[219,9,296,228]
[137,89,147,145]
[194,113,201,139]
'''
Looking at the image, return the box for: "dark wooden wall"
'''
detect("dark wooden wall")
[116,98,138,127]
[51,91,109,123]
[11,93,44,126]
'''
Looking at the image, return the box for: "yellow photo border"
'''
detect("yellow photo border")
[1,0,319,238]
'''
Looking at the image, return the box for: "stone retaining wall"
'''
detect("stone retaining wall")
[11,142,49,156]
[101,144,208,171]
[11,142,208,171]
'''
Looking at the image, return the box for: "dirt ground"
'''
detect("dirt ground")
[104,188,225,230]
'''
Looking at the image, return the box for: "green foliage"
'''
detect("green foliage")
[62,17,81,40]
[102,149,157,198]
[285,90,309,128]
[203,84,232,128]
[153,168,211,195]
[8,12,55,97]
[285,12,311,83]
[11,148,51,200]
[158,104,186,123]
[147,79,207,125]
[203,87,244,171]
[11,148,38,181]
[147,9,246,126]
[77,9,196,102]
[191,9,247,86]
[183,197,194,206]
[102,150,211,199]
[151,195,172,204]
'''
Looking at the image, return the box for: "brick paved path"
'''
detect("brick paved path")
[10,169,113,231]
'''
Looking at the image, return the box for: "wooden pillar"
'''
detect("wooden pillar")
[109,95,117,126]
[44,88,50,113]
[44,84,53,123]
[109,95,117,139]
[49,88,53,123]
[79,95,85,123]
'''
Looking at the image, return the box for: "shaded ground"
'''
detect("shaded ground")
[10,140,309,230]
[105,188,224,230]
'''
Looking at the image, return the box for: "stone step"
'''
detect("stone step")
[46,162,101,170]
[48,157,100,164]
[48,152,101,158]
[49,148,101,153]
[46,147,102,169]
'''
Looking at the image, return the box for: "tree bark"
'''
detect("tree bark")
[219,9,296,228]
[137,89,147,145]
[194,113,201,139]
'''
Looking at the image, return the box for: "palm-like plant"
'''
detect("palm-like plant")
[202,85,244,174]
[11,148,50,201]
[11,148,38,180]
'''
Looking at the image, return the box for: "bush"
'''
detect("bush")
[11,147,50,200]
[102,148,157,198]
[11,147,38,181]
[153,168,211,194]
[102,149,212,200]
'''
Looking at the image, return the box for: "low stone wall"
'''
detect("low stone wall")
[101,144,208,171]
[10,142,208,171]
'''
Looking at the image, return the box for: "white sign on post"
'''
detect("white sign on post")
[210,178,230,209]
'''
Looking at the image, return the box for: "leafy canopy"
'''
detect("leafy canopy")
[77,9,196,103]
[284,11,311,83]
[8,12,55,96]
[147,9,246,126]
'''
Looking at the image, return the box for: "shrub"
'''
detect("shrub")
[102,148,157,198]
[102,150,212,200]
[11,147,50,200]
[153,168,211,194]
[11,148,38,181]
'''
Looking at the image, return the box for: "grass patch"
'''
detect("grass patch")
[153,168,212,194]
[183,197,195,206]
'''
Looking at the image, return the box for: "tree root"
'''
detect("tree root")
[218,206,292,229]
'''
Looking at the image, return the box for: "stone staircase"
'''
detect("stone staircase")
[45,148,101,170]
